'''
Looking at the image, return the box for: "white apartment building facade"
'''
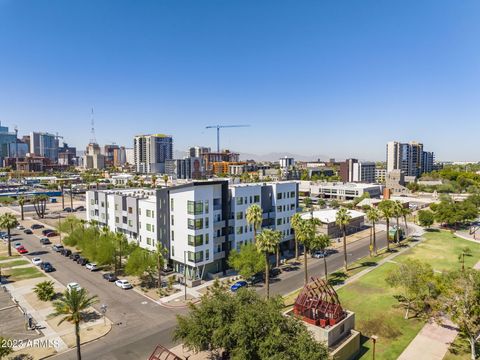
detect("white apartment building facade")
[86,180,298,282]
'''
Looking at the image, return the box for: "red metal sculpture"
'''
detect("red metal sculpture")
[293,276,346,327]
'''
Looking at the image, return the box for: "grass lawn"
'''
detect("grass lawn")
[3,266,45,282]
[335,230,480,360]
[0,259,29,268]
[0,254,20,261]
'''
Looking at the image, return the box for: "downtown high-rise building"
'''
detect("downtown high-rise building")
[134,134,173,173]
[30,132,59,162]
[386,141,434,177]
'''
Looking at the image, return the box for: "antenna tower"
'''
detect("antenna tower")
[89,108,97,144]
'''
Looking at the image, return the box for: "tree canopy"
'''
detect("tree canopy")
[228,243,266,280]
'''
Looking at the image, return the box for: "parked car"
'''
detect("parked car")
[70,253,81,261]
[78,258,88,266]
[312,250,326,259]
[17,246,28,254]
[13,242,22,249]
[23,229,33,235]
[115,279,133,289]
[41,262,55,272]
[31,224,44,230]
[52,244,64,252]
[16,225,25,230]
[102,273,117,282]
[269,268,281,278]
[66,282,82,292]
[247,273,263,285]
[281,265,299,272]
[46,232,58,238]
[85,263,98,271]
[61,249,72,257]
[230,280,248,292]
[42,229,54,236]
[64,207,73,213]
[75,206,85,212]
[31,257,43,266]
[40,238,51,245]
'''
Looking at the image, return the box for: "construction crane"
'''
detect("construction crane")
[205,124,250,152]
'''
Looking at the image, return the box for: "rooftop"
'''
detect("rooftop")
[301,209,365,223]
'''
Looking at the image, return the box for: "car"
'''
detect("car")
[31,224,44,230]
[66,282,82,292]
[46,232,58,238]
[61,249,72,257]
[42,229,54,236]
[115,279,133,289]
[16,225,25,230]
[281,265,299,272]
[312,250,326,259]
[14,242,22,249]
[64,207,73,213]
[52,244,64,252]
[31,257,43,266]
[102,273,118,282]
[70,252,80,261]
[230,280,248,292]
[40,238,51,245]
[78,258,88,266]
[85,263,98,271]
[17,246,28,254]
[247,273,263,285]
[41,262,55,272]
[23,229,33,235]
[74,206,85,212]
[269,268,281,278]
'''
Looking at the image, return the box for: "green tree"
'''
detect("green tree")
[33,280,56,301]
[174,287,328,360]
[335,207,352,272]
[151,175,157,188]
[290,213,303,260]
[295,217,317,285]
[378,200,396,251]
[256,229,281,299]
[366,206,381,256]
[17,196,26,221]
[228,243,266,280]
[246,204,263,243]
[314,234,331,281]
[303,197,312,212]
[400,204,412,233]
[417,209,435,228]
[163,174,169,186]
[154,242,168,289]
[124,246,155,277]
[386,259,435,319]
[0,336,13,359]
[49,288,98,360]
[0,213,19,257]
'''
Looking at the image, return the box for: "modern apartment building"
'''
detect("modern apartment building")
[189,146,211,158]
[134,134,173,173]
[86,180,298,283]
[422,151,435,174]
[339,159,376,183]
[386,141,434,177]
[30,132,59,162]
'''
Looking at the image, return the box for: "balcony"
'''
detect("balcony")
[214,220,226,230]
[214,236,225,245]
[214,251,225,260]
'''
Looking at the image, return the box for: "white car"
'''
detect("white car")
[66,282,82,292]
[85,263,98,271]
[312,251,326,259]
[115,279,133,289]
[31,257,43,266]
[16,225,25,230]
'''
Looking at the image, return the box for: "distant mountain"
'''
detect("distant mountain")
[239,152,330,162]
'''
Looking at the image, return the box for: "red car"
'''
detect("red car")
[45,232,58,238]
[17,246,28,254]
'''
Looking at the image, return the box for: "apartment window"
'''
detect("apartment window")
[187,201,203,215]
[277,206,282,213]
[277,193,282,200]
[128,220,133,227]
[205,217,209,228]
[236,197,243,206]
[170,198,174,211]
[195,251,203,263]
[250,196,253,203]
[115,204,118,211]
[146,238,152,245]
[290,191,295,197]
[146,223,151,231]
[236,226,243,235]
[277,218,282,226]
[188,218,204,230]
[139,222,141,229]
[171,230,174,241]
[254,195,260,203]
[122,216,127,224]
[236,211,243,220]
[205,249,210,260]
[205,233,209,244]
[128,207,133,214]
[146,209,151,217]
[91,199,94,205]
[188,235,204,246]
[171,246,174,256]
[101,201,105,208]
[171,215,174,226]
[205,200,209,214]
[152,225,155,232]
[290,204,295,210]
[115,217,119,223]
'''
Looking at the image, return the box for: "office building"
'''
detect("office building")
[83,143,105,170]
[0,123,17,160]
[58,143,77,166]
[375,168,387,183]
[30,132,59,162]
[104,144,119,167]
[125,148,134,165]
[134,134,173,173]
[165,157,204,180]
[86,180,298,283]
[279,156,295,169]
[339,159,376,183]
[386,141,434,177]
[299,181,383,200]
[422,151,435,174]
[189,146,211,158]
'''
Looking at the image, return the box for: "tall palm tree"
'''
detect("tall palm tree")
[32,194,49,218]
[401,205,412,234]
[378,200,395,252]
[295,218,316,285]
[17,196,26,221]
[314,234,331,281]
[290,213,302,260]
[50,288,98,360]
[393,201,404,244]
[366,206,381,256]
[163,174,169,186]
[0,213,19,257]
[246,204,263,243]
[335,207,352,272]
[256,229,281,299]
[151,175,157,188]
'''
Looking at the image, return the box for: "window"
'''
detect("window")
[254,195,260,203]
[277,206,282,213]
[151,211,155,218]
[171,230,174,241]
[250,196,253,203]
[188,251,204,263]
[128,207,132,214]
[152,225,155,232]
[115,204,118,210]
[290,191,295,197]
[139,222,141,229]
[170,198,174,211]
[146,224,151,231]
[171,246,174,256]
[236,212,243,220]
[205,200,209,214]
[236,226,243,235]
[146,238,151,245]
[205,217,209,228]
[277,218,282,226]
[290,204,295,210]
[188,235,204,246]
[115,216,119,223]
[205,233,209,244]
[101,213,105,219]
[236,197,243,205]
[171,215,174,226]
[206,249,210,260]
[277,192,282,200]
[146,209,151,217]
[91,199,94,205]
[122,216,127,224]
[188,218,203,230]
[128,219,133,227]
[187,201,203,215]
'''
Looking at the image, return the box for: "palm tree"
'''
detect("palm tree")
[393,201,404,244]
[59,180,65,210]
[163,174,169,186]
[151,175,157,188]
[314,234,331,281]
[246,204,263,243]
[295,218,316,285]
[290,213,303,260]
[335,207,352,272]
[378,200,395,252]
[401,205,412,234]
[155,242,168,289]
[366,206,381,256]
[17,196,26,221]
[32,194,49,218]
[50,288,98,360]
[0,213,19,257]
[256,229,281,299]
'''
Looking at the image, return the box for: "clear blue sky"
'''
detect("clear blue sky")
[1,0,479,161]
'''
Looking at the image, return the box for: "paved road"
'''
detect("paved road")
[9,223,183,360]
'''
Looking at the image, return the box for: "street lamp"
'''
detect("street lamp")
[100,304,108,325]
[371,335,378,360]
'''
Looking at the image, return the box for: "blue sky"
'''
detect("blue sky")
[1,0,479,161]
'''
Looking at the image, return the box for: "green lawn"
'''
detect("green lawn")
[0,259,29,268]
[0,254,20,261]
[3,266,45,282]
[336,230,480,360]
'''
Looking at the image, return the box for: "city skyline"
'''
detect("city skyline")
[1,1,480,161]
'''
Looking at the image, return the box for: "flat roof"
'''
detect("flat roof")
[301,209,365,223]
